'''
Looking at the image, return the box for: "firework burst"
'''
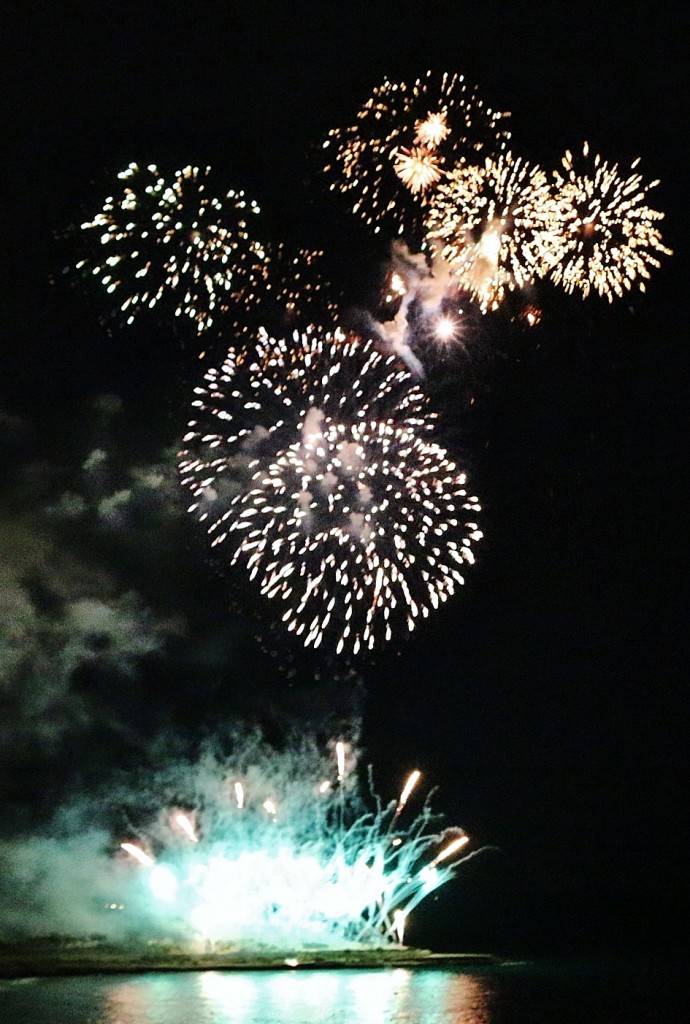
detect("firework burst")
[179,328,481,655]
[74,162,267,332]
[116,737,480,949]
[322,71,511,236]
[424,153,562,312]
[546,142,672,300]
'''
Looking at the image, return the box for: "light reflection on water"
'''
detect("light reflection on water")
[0,968,494,1024]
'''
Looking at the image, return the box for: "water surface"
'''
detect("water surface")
[0,960,685,1024]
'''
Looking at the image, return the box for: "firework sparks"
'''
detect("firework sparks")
[73,162,267,332]
[255,246,340,330]
[179,327,481,655]
[546,142,672,300]
[116,738,479,949]
[322,71,511,235]
[425,153,563,312]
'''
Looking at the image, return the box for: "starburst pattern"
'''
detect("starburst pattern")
[424,153,562,311]
[179,328,481,655]
[322,71,511,235]
[546,142,672,300]
[74,162,267,332]
[393,147,444,194]
[415,111,451,148]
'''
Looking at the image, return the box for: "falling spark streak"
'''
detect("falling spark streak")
[432,834,470,866]
[174,813,199,843]
[336,740,346,782]
[179,326,482,655]
[397,769,421,811]
[121,843,154,868]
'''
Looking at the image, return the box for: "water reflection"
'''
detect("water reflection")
[126,968,491,1024]
[348,968,412,1024]
[2,968,495,1024]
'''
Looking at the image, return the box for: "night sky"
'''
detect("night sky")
[1,1,688,958]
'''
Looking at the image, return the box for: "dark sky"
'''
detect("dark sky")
[1,1,688,957]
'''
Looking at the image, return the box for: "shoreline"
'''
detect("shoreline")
[0,942,500,979]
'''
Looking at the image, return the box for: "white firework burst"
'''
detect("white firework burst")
[425,153,562,311]
[546,142,672,300]
[74,162,267,332]
[179,328,481,655]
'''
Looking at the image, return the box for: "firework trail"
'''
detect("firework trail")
[179,327,481,655]
[73,162,267,332]
[546,142,672,300]
[322,71,511,238]
[424,153,563,312]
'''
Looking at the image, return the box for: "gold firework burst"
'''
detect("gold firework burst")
[546,142,671,300]
[322,71,511,232]
[425,154,561,311]
[415,111,450,148]
[392,146,444,194]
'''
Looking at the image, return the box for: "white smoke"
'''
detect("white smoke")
[371,240,463,377]
[0,513,177,753]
